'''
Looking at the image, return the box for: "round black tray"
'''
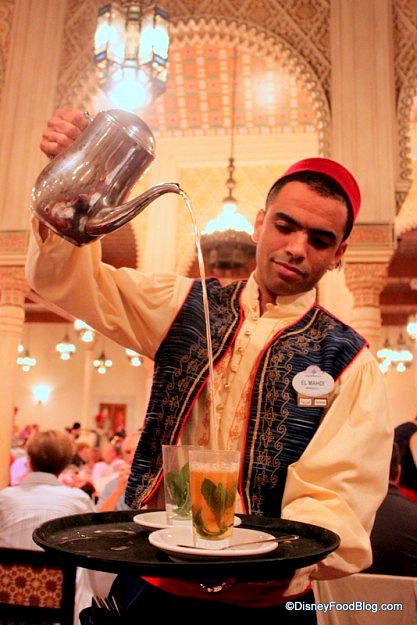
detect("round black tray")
[33,510,339,581]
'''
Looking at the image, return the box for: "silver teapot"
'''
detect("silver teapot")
[31,109,181,246]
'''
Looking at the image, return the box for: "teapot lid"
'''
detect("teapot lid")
[105,109,155,157]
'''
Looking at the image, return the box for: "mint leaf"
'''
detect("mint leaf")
[201,478,236,529]
[165,462,191,516]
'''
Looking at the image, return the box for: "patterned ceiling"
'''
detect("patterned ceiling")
[142,45,317,136]
[93,42,319,137]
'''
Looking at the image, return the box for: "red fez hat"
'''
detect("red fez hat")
[278,157,361,221]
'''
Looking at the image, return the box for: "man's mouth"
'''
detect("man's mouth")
[273,259,305,277]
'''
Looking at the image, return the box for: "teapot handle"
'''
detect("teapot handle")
[83,110,94,124]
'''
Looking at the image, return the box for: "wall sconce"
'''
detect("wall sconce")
[33,384,52,404]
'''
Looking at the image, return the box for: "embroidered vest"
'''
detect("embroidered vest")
[125,278,367,516]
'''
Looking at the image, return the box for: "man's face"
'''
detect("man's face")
[122,435,140,466]
[253,181,348,305]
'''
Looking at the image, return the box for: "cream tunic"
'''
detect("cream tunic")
[26,222,394,581]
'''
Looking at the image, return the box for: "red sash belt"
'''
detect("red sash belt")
[142,576,311,608]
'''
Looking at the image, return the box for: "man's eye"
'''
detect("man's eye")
[311,237,331,249]
[276,223,292,233]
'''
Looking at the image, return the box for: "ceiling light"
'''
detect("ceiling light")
[125,348,143,366]
[201,47,255,275]
[94,1,170,110]
[17,345,37,372]
[74,319,96,343]
[55,331,76,360]
[93,350,113,374]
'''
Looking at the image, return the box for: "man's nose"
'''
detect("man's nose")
[285,231,308,259]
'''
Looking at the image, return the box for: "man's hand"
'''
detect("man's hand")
[282,564,318,596]
[40,108,89,157]
[95,465,131,513]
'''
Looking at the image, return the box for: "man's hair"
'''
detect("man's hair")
[389,441,401,482]
[27,430,73,475]
[265,170,354,241]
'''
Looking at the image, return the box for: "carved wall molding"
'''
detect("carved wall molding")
[344,262,389,308]
[393,0,417,96]
[0,230,30,266]
[0,266,28,307]
[343,225,395,266]
[0,0,15,109]
[348,224,396,248]
[396,62,417,214]
[393,0,417,214]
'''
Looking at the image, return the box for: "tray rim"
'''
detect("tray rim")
[32,509,340,580]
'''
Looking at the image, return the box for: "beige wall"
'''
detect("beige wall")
[14,322,149,434]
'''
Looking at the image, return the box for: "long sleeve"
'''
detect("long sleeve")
[281,348,394,579]
[26,219,192,359]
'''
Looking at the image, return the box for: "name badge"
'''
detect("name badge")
[292,365,335,408]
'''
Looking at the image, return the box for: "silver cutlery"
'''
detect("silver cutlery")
[177,533,299,551]
[92,595,121,615]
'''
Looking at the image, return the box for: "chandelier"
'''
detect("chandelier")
[93,350,113,374]
[125,348,143,366]
[74,319,96,344]
[55,330,76,360]
[94,1,170,110]
[377,333,413,374]
[407,314,417,342]
[201,47,255,276]
[16,345,37,372]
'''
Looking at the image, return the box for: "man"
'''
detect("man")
[27,108,393,623]
[365,442,417,576]
[0,429,97,624]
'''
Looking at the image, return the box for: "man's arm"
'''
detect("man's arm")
[281,348,394,580]
[96,466,131,512]
[408,431,417,468]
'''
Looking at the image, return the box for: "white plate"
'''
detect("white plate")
[148,526,278,559]
[133,511,242,531]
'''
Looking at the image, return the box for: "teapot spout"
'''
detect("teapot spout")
[85,182,182,237]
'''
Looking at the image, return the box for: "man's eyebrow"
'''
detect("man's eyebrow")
[274,211,338,242]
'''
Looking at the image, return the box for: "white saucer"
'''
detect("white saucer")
[133,511,242,531]
[148,526,278,558]
[133,511,189,529]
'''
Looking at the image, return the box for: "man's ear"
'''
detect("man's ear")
[253,209,265,242]
[329,241,348,270]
